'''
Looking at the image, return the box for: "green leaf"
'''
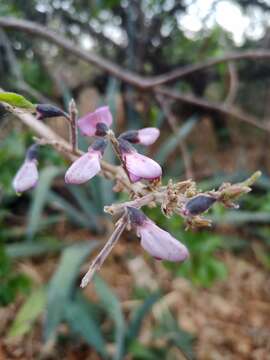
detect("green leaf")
[44,242,98,341]
[67,185,101,232]
[64,293,108,358]
[154,310,195,360]
[126,292,161,345]
[27,166,61,240]
[211,211,270,225]
[94,276,125,360]
[48,190,92,228]
[0,92,34,109]
[6,240,65,259]
[8,287,47,337]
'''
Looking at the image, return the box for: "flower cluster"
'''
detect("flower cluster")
[66,106,162,184]
[11,101,261,287]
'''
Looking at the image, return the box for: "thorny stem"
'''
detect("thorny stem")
[80,215,128,288]
[68,99,78,153]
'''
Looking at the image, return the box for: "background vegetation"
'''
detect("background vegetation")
[0,1,270,359]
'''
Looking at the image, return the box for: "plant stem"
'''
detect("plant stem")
[80,215,128,288]
[68,98,78,153]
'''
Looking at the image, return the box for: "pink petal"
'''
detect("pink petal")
[65,151,101,184]
[138,222,189,262]
[124,152,162,183]
[138,128,160,145]
[13,160,39,193]
[78,106,113,137]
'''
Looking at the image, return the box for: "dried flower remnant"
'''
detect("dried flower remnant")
[78,106,113,137]
[118,138,162,183]
[65,139,107,184]
[128,207,189,262]
[36,104,67,120]
[12,144,39,194]
[120,127,160,146]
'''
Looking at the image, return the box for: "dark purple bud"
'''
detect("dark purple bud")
[185,195,216,216]
[36,104,67,120]
[91,138,108,154]
[95,122,109,137]
[119,130,139,143]
[127,207,147,226]
[25,144,39,161]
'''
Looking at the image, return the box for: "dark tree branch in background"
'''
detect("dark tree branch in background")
[155,87,270,132]
[225,62,239,105]
[0,17,270,133]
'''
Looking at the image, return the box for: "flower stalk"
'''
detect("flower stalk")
[80,215,128,288]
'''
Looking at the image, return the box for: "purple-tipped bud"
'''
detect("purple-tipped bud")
[12,145,39,193]
[25,144,39,161]
[65,139,107,184]
[184,195,216,216]
[120,127,160,146]
[127,207,189,262]
[119,139,162,183]
[36,104,66,120]
[78,106,113,137]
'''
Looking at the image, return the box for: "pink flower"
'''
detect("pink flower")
[77,106,113,137]
[65,139,107,184]
[128,207,189,262]
[120,127,160,146]
[137,127,160,145]
[119,139,162,183]
[12,144,39,193]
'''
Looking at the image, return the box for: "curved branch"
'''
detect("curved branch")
[2,17,270,89]
[0,17,270,133]
[155,87,270,133]
[148,50,270,86]
[0,17,146,88]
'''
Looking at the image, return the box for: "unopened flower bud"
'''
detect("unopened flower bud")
[78,106,113,137]
[184,195,216,216]
[36,104,66,120]
[65,139,107,184]
[127,207,189,262]
[118,139,162,183]
[12,144,39,193]
[120,127,160,146]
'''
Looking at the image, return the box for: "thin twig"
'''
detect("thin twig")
[107,129,132,182]
[80,215,128,288]
[225,61,239,105]
[68,99,78,153]
[155,87,270,133]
